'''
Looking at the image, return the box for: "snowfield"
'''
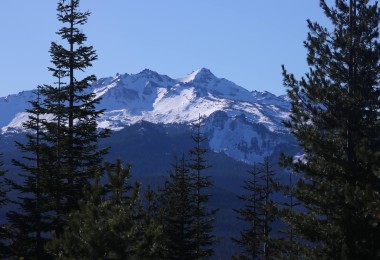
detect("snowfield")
[0,68,295,163]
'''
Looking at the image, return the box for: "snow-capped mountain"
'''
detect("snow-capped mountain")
[0,68,296,163]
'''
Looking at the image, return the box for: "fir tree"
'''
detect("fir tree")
[38,82,66,237]
[6,87,53,259]
[0,152,9,257]
[282,0,380,258]
[0,154,6,215]
[46,159,141,259]
[160,156,197,259]
[261,158,279,259]
[46,0,109,218]
[102,161,142,259]
[187,116,218,259]
[233,158,279,260]
[275,156,307,259]
[18,0,110,239]
[7,1,108,255]
[45,173,106,259]
[135,185,167,259]
[104,158,133,205]
[38,69,68,236]
[233,163,264,260]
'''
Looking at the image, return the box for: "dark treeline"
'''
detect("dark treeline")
[0,0,380,259]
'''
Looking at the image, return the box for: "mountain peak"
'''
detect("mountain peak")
[134,69,175,84]
[137,68,160,78]
[177,68,215,83]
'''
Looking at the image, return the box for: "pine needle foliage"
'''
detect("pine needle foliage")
[45,0,109,218]
[233,158,279,260]
[46,159,141,259]
[6,87,53,259]
[0,152,9,257]
[187,116,218,259]
[160,156,197,259]
[282,0,380,258]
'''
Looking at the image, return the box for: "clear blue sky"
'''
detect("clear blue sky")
[0,1,331,97]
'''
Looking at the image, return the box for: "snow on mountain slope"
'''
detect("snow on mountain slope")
[92,68,290,132]
[0,91,36,133]
[0,68,294,162]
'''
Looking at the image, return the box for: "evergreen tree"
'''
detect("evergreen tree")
[102,162,142,259]
[45,173,106,259]
[46,159,141,259]
[14,0,110,240]
[135,185,167,259]
[45,0,109,219]
[282,0,380,258]
[160,156,197,259]
[187,116,218,259]
[233,163,264,260]
[261,157,279,259]
[233,158,279,260]
[38,83,67,237]
[0,152,9,257]
[6,87,53,259]
[104,158,133,205]
[38,69,68,236]
[275,157,307,259]
[0,154,6,215]
[7,1,108,256]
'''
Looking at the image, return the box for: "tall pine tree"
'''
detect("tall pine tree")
[160,155,197,259]
[21,0,110,239]
[233,158,279,260]
[275,156,307,259]
[233,163,264,260]
[7,1,108,257]
[0,152,8,257]
[261,158,278,260]
[135,185,167,259]
[282,0,380,258]
[0,153,6,216]
[187,116,218,259]
[46,159,141,259]
[6,87,53,259]
[47,0,109,218]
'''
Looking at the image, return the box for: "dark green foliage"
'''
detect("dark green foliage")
[282,0,380,258]
[46,159,166,259]
[6,87,53,259]
[46,173,109,259]
[135,185,167,259]
[6,1,108,257]
[160,156,197,259]
[261,158,279,259]
[187,116,218,259]
[45,0,109,217]
[274,161,307,259]
[0,154,6,211]
[233,158,279,260]
[159,118,218,259]
[46,159,141,259]
[25,0,109,238]
[0,152,8,257]
[104,159,133,205]
[233,163,264,260]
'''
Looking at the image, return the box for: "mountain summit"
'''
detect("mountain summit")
[177,68,215,83]
[0,68,294,163]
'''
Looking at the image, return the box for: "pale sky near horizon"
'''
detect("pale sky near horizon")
[0,1,332,97]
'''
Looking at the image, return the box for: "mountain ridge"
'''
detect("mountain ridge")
[0,68,296,163]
